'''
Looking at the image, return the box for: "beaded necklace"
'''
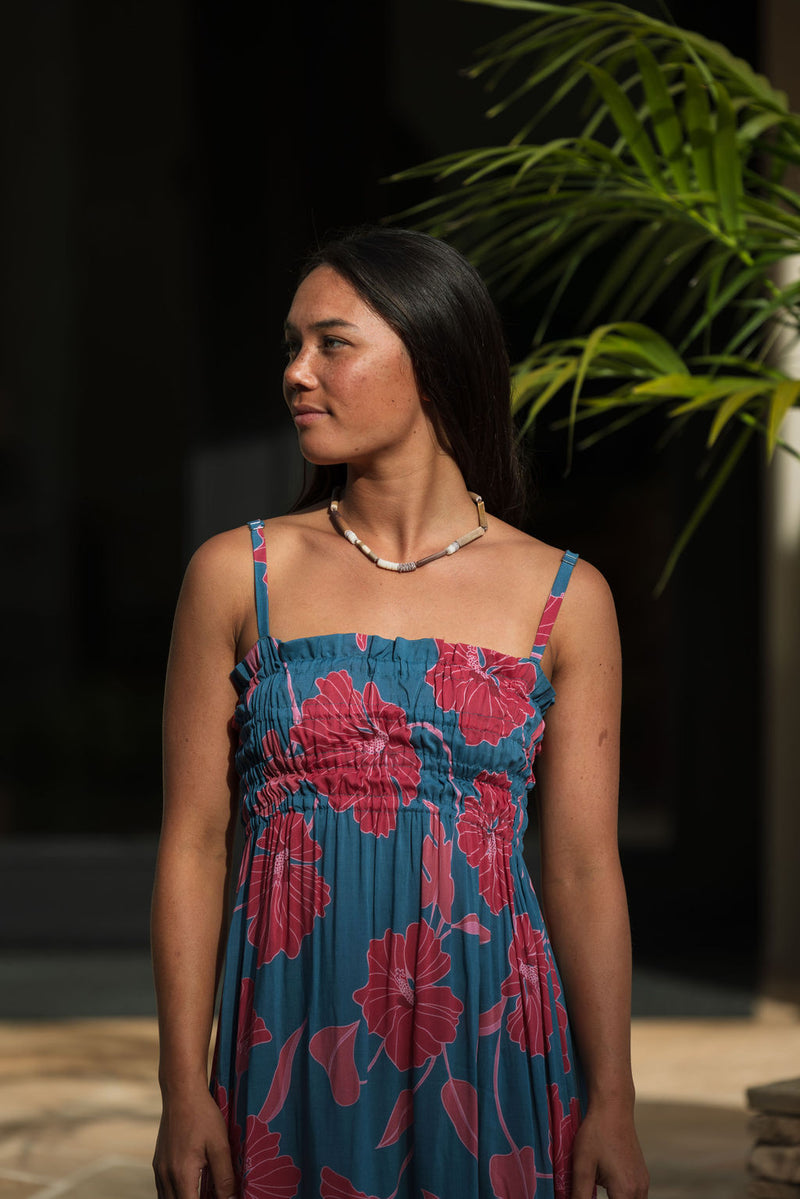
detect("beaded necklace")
[328,487,488,573]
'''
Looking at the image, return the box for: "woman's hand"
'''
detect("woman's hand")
[570,1102,649,1199]
[153,1088,237,1199]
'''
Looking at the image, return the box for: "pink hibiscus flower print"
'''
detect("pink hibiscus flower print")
[425,642,540,746]
[533,591,566,653]
[290,670,421,837]
[253,524,268,586]
[243,812,331,965]
[501,912,564,1056]
[522,712,547,778]
[489,1145,537,1199]
[320,1168,380,1199]
[353,920,463,1070]
[241,642,264,708]
[421,811,454,922]
[456,770,515,915]
[252,727,305,819]
[235,978,272,1077]
[240,1117,301,1199]
[548,1084,582,1197]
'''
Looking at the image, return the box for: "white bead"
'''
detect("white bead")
[344,529,358,545]
[445,541,460,555]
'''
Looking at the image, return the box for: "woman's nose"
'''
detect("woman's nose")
[284,347,316,392]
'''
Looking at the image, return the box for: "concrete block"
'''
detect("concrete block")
[750,1144,800,1183]
[750,1112,800,1145]
[749,1079,800,1117]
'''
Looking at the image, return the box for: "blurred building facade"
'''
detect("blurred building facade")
[1,0,795,1003]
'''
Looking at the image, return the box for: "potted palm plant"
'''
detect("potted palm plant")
[393,0,800,589]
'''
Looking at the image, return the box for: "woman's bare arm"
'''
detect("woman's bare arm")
[151,532,249,1199]
[536,562,648,1199]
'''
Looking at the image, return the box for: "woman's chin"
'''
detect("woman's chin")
[296,444,347,468]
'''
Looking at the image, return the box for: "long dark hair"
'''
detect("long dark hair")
[288,227,528,526]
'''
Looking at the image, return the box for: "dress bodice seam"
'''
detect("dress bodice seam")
[233,631,551,680]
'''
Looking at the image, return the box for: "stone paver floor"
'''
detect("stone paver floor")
[0,1020,158,1198]
[1,1015,799,1197]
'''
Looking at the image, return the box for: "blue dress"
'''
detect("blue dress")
[207,521,585,1199]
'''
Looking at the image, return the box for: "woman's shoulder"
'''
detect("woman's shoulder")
[185,523,255,579]
[488,516,611,601]
[485,519,616,672]
[174,527,256,634]
[189,506,326,562]
[185,509,332,597]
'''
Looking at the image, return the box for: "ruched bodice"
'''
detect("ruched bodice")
[231,632,555,835]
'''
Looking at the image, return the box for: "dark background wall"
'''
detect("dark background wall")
[0,0,760,991]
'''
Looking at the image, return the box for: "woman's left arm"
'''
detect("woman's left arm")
[535,561,649,1199]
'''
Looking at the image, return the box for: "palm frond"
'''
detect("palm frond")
[388,0,800,583]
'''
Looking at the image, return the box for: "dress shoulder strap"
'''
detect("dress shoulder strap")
[531,550,579,659]
[247,519,270,639]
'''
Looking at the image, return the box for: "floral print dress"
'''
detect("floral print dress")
[207,521,585,1199]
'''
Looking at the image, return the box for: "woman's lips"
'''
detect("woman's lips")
[292,408,327,428]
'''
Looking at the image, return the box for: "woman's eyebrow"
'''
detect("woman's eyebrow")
[283,317,360,334]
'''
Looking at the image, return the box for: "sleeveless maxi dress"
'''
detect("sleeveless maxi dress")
[206,521,586,1199]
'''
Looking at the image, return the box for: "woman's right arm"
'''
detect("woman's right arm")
[151,534,247,1199]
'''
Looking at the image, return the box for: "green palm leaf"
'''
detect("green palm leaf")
[584,62,666,189]
[767,380,800,455]
[683,65,715,204]
[708,386,774,445]
[636,41,690,194]
[712,83,744,235]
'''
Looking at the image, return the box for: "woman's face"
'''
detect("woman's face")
[283,265,434,469]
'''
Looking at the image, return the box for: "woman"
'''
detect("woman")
[151,228,648,1199]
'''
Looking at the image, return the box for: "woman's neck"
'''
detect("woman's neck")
[335,459,484,565]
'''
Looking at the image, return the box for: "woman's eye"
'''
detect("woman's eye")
[282,335,346,361]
